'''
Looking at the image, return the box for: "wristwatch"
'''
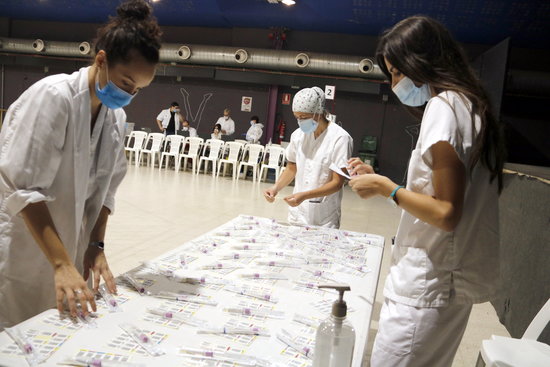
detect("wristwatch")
[387,185,404,207]
[89,241,105,250]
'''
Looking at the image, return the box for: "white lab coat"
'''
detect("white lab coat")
[285,123,352,228]
[181,126,197,137]
[0,66,128,327]
[216,116,235,136]
[157,108,182,129]
[383,91,499,308]
[246,122,264,143]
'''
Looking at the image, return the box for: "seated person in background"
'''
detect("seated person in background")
[245,115,263,144]
[211,124,223,140]
[180,119,197,137]
[215,108,235,136]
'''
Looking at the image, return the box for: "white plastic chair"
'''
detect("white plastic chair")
[139,133,164,168]
[159,135,185,170]
[217,141,244,179]
[177,137,203,173]
[197,139,225,177]
[477,298,550,367]
[259,145,286,182]
[237,144,265,182]
[124,131,148,166]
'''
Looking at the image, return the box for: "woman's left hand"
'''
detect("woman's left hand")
[284,193,306,207]
[349,173,391,199]
[83,246,117,294]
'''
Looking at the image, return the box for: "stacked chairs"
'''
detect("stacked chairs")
[197,139,225,177]
[237,144,265,182]
[159,135,185,170]
[124,131,148,166]
[139,133,164,168]
[177,137,204,173]
[259,145,286,182]
[217,141,245,179]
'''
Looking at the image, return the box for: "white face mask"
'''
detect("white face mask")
[224,116,229,120]
[250,121,255,126]
[392,76,431,107]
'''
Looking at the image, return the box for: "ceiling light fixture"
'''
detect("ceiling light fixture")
[281,0,296,5]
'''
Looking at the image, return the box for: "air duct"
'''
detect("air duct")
[0,37,385,80]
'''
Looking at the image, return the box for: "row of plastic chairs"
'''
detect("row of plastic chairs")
[124,131,286,181]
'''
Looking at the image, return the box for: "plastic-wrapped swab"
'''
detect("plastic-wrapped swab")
[122,274,150,296]
[153,291,218,306]
[225,286,278,303]
[224,307,285,319]
[293,280,324,289]
[59,356,146,367]
[276,329,314,359]
[197,326,270,336]
[293,313,321,328]
[198,262,244,270]
[239,272,287,280]
[4,326,44,366]
[98,284,121,312]
[119,323,164,356]
[231,244,265,251]
[76,310,98,329]
[219,252,257,260]
[179,347,257,367]
[146,308,208,327]
[254,259,299,268]
[171,271,233,286]
[303,269,341,282]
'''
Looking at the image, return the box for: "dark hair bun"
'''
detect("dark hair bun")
[117,0,151,21]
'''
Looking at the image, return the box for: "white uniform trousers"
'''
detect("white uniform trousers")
[370,298,472,367]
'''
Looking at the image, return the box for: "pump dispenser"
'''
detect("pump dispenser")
[312,284,355,367]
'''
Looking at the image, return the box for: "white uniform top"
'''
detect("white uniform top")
[181,126,197,137]
[285,122,353,228]
[246,123,264,143]
[0,67,128,327]
[156,108,182,129]
[384,91,499,308]
[211,132,222,140]
[216,116,235,136]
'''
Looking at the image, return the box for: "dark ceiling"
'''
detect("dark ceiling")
[1,0,549,49]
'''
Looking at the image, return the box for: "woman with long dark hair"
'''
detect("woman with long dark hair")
[0,0,161,328]
[348,16,505,366]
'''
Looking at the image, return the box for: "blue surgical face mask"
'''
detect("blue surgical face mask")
[297,118,318,134]
[95,66,136,109]
[392,76,431,107]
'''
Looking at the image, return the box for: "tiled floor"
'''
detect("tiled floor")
[105,165,510,366]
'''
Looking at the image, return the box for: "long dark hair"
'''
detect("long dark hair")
[376,16,506,192]
[94,0,162,65]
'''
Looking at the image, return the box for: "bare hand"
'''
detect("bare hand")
[349,173,387,199]
[54,263,96,318]
[284,193,305,207]
[347,157,374,176]
[83,246,117,294]
[263,187,278,203]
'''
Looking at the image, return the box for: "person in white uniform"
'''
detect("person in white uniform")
[245,115,263,144]
[264,87,353,228]
[0,0,161,329]
[348,16,505,367]
[215,108,235,136]
[156,102,184,136]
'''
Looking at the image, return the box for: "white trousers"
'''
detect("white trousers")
[370,298,472,367]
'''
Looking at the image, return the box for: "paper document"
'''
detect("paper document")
[329,163,351,180]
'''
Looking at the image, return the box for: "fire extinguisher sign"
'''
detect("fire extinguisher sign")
[282,93,291,105]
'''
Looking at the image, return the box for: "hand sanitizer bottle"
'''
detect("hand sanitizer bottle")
[312,284,355,367]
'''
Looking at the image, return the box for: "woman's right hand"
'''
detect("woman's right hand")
[263,186,278,203]
[54,263,96,318]
[347,157,375,176]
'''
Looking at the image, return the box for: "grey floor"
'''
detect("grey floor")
[105,164,510,366]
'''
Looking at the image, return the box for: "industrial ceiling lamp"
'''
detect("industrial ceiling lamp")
[281,0,296,5]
